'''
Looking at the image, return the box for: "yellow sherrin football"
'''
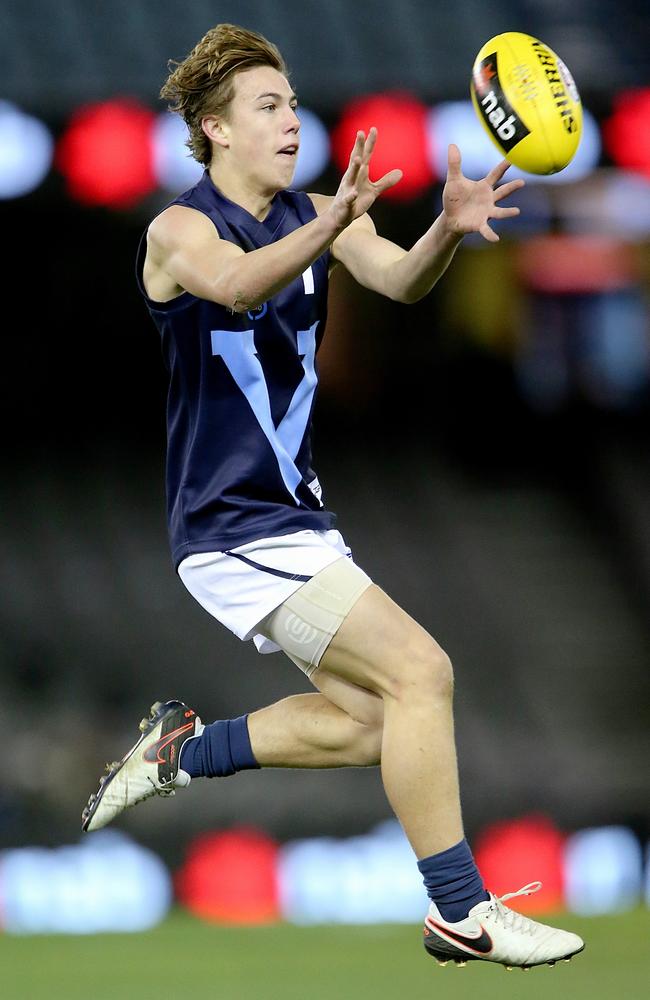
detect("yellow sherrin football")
[470,31,582,174]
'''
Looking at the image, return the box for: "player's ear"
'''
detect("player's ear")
[202,115,229,149]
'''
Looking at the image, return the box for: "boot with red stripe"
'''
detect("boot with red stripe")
[81,700,203,832]
[423,882,584,970]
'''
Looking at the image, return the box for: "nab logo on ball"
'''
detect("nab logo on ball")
[472,54,530,152]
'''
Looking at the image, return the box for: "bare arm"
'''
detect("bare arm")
[316,208,464,304]
[318,143,525,304]
[146,131,402,313]
[146,205,342,313]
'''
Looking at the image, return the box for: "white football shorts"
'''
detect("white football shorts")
[177,529,372,664]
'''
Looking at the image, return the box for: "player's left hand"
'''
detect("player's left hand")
[441,144,525,243]
[329,127,403,230]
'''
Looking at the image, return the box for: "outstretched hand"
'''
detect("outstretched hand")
[329,127,403,229]
[442,144,525,243]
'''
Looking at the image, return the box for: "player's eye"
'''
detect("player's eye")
[262,104,276,112]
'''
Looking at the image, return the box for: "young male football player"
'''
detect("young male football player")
[82,24,583,970]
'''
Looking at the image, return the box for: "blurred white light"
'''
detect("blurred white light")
[563,826,643,915]
[278,819,424,924]
[153,112,203,191]
[427,101,499,181]
[0,831,172,934]
[0,101,53,198]
[427,102,600,184]
[582,171,650,237]
[292,107,330,189]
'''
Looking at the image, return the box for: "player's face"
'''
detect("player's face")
[223,66,300,192]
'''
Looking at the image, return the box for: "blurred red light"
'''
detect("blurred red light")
[603,88,650,179]
[176,827,280,924]
[57,99,156,207]
[473,815,565,913]
[331,93,433,201]
[516,234,639,294]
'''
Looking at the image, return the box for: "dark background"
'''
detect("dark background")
[2,0,650,867]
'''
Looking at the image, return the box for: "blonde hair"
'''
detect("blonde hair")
[160,24,288,166]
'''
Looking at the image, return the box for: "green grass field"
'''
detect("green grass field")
[1,908,648,1000]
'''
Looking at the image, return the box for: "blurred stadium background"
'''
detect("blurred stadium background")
[1,0,650,995]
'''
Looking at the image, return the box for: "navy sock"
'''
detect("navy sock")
[417,838,490,923]
[179,714,259,778]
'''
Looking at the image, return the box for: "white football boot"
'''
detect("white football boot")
[82,700,203,832]
[423,882,584,970]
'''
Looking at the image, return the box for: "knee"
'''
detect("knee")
[387,639,454,703]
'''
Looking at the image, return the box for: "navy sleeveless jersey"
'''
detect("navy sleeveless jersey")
[135,170,336,568]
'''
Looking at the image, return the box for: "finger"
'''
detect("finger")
[363,126,377,162]
[347,131,365,169]
[486,158,511,186]
[493,178,525,202]
[491,206,520,219]
[447,143,462,179]
[373,168,403,193]
[479,221,499,243]
[347,154,362,185]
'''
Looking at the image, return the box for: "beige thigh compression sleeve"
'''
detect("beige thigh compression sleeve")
[257,556,373,677]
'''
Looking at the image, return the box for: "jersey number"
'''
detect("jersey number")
[211,323,319,505]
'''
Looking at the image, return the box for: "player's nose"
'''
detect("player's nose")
[285,108,300,132]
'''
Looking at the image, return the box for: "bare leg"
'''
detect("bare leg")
[317,583,464,859]
[248,581,461,857]
[247,692,381,768]
[247,667,383,768]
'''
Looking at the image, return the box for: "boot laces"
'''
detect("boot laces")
[491,881,542,936]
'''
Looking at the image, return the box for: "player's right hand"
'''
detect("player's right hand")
[329,128,402,229]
